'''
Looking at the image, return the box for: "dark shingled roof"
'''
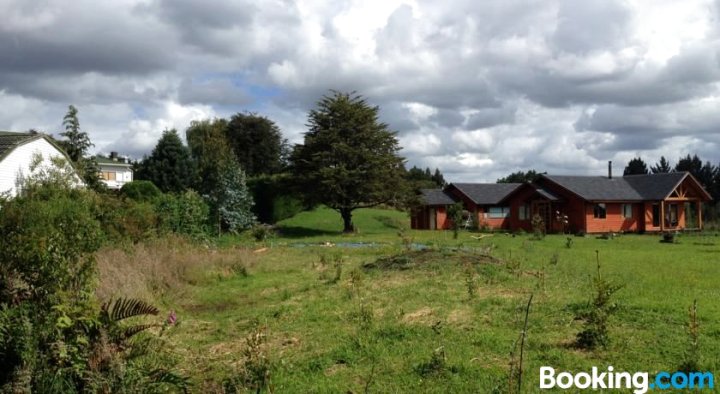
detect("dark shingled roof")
[420,189,457,205]
[0,131,40,160]
[451,183,522,205]
[541,172,690,201]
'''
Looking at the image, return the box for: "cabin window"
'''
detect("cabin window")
[488,207,510,218]
[621,204,633,219]
[518,204,530,220]
[593,203,606,219]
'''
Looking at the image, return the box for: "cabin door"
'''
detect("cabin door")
[533,201,551,232]
[428,208,436,230]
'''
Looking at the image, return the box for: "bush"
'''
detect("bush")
[248,175,304,223]
[120,180,162,202]
[155,190,210,237]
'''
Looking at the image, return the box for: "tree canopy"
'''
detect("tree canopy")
[224,113,287,177]
[623,157,649,175]
[135,129,196,193]
[497,170,542,183]
[651,156,672,174]
[406,165,445,190]
[290,91,407,232]
[57,105,105,191]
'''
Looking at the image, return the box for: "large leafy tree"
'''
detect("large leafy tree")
[186,119,254,233]
[224,113,288,176]
[290,91,407,232]
[406,165,445,190]
[135,129,196,193]
[623,157,649,175]
[651,156,672,173]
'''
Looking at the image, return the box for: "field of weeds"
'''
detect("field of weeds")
[96,207,720,392]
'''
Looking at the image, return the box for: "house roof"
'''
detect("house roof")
[0,131,42,161]
[95,156,132,167]
[420,189,457,205]
[450,183,522,205]
[541,172,703,201]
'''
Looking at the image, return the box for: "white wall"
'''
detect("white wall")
[0,138,77,197]
[98,164,133,189]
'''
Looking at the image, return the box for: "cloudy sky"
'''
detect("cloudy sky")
[2,0,720,181]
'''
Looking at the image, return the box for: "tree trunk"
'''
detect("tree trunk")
[340,208,354,233]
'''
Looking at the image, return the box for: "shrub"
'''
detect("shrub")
[576,257,623,349]
[120,180,162,202]
[251,223,274,242]
[155,190,209,237]
[531,214,545,240]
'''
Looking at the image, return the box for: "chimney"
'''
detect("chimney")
[608,161,612,179]
[110,151,118,161]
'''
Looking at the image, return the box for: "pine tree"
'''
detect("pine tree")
[651,156,672,173]
[623,157,649,175]
[207,161,255,233]
[136,129,196,193]
[290,91,407,232]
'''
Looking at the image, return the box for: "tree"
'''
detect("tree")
[60,105,93,162]
[57,105,105,191]
[405,165,445,190]
[186,119,234,195]
[290,91,407,233]
[224,113,288,177]
[623,157,649,175]
[497,170,542,183]
[206,161,255,233]
[135,129,196,193]
[651,156,672,174]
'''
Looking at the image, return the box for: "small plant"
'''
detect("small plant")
[661,231,677,244]
[575,252,623,349]
[549,252,559,265]
[251,224,275,242]
[415,346,457,377]
[397,228,413,251]
[448,202,464,239]
[678,300,701,373]
[464,263,477,300]
[225,323,273,393]
[565,237,573,249]
[531,214,545,240]
[555,211,569,234]
[507,294,533,394]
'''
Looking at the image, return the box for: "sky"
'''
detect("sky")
[2,0,720,182]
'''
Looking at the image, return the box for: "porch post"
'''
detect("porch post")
[697,200,703,230]
[660,200,665,231]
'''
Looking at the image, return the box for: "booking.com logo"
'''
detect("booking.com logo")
[540,366,714,393]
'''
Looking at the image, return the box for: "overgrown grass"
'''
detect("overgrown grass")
[96,207,720,392]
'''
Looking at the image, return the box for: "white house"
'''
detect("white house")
[96,152,133,190]
[0,131,81,197]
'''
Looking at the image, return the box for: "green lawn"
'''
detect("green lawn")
[172,206,720,392]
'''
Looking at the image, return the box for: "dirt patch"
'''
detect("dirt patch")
[402,307,435,324]
[363,249,501,271]
[447,307,473,326]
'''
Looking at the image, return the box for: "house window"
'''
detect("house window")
[488,206,510,218]
[621,204,633,219]
[593,203,606,219]
[518,204,530,220]
[100,171,116,181]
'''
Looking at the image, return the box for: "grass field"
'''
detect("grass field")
[120,207,720,392]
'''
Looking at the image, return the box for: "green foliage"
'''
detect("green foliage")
[497,170,542,183]
[155,191,210,237]
[251,224,275,242]
[59,105,93,163]
[248,174,304,224]
[136,129,196,193]
[651,156,672,174]
[406,165,445,190]
[679,300,701,373]
[15,153,80,198]
[290,91,407,233]
[623,157,649,175]
[225,113,288,177]
[531,214,545,240]
[120,180,162,202]
[186,118,234,196]
[207,162,255,234]
[447,202,464,239]
[576,257,623,349]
